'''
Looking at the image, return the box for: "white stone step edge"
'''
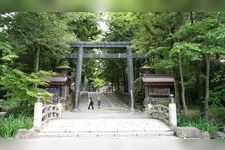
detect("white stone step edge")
[38,131,174,138]
[40,129,173,133]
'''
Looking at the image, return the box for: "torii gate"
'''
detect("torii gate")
[67,41,144,111]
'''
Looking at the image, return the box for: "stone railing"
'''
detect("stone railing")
[33,93,62,130]
[148,104,170,125]
[147,94,177,127]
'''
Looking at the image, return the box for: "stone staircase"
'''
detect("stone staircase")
[37,92,177,139]
[38,119,176,139]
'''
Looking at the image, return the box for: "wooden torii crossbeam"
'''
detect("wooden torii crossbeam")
[67,53,145,59]
[68,42,145,59]
[70,41,132,48]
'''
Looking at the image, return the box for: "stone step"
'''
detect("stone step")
[40,128,172,133]
[38,131,175,139]
[40,119,172,133]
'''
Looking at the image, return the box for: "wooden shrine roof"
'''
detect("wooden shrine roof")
[47,75,70,86]
[142,74,174,83]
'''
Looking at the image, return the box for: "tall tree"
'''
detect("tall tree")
[134,12,186,110]
[0,31,52,106]
[103,12,141,92]
[66,12,102,88]
[7,12,74,73]
[170,12,225,118]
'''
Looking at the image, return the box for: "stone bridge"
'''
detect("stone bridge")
[32,92,177,139]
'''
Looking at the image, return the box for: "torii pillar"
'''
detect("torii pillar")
[127,46,135,111]
[73,46,83,111]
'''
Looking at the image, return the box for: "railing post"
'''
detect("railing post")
[169,94,177,126]
[57,100,62,119]
[147,104,153,112]
[33,93,43,130]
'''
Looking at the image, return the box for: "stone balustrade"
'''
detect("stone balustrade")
[33,93,62,130]
[147,94,177,127]
[148,104,170,125]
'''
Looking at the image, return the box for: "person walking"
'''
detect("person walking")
[97,99,101,109]
[88,97,94,110]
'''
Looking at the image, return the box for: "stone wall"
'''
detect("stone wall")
[174,127,210,139]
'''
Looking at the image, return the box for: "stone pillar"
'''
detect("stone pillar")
[73,46,83,111]
[127,46,135,111]
[33,93,43,130]
[169,94,177,126]
[145,86,149,99]
[57,103,62,119]
[147,103,153,112]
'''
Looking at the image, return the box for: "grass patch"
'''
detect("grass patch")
[0,115,33,138]
[0,106,34,138]
[209,106,225,124]
[178,114,222,133]
[4,106,34,118]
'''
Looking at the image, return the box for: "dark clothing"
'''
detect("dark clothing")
[88,99,94,109]
[97,100,101,109]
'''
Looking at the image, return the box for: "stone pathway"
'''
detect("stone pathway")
[38,92,177,139]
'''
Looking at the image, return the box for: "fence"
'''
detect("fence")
[33,93,62,130]
[147,94,177,127]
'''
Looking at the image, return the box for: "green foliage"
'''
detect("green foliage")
[101,13,141,91]
[0,115,33,138]
[209,62,225,109]
[0,66,53,106]
[151,59,175,70]
[0,31,53,106]
[134,12,225,119]
[0,103,33,139]
[134,12,185,73]
[66,13,102,88]
[0,32,17,66]
[206,24,225,40]
[209,85,225,107]
[105,12,140,41]
[67,12,101,41]
[93,78,105,89]
[134,77,144,104]
[209,106,225,124]
[0,42,15,61]
[5,12,75,72]
[170,42,202,61]
[178,114,221,133]
[4,106,34,118]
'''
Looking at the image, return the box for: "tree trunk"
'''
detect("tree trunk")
[195,61,204,115]
[34,47,40,72]
[205,54,210,119]
[117,78,120,91]
[111,80,114,92]
[179,52,188,116]
[189,12,194,24]
[174,78,181,110]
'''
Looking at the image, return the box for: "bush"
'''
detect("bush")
[134,77,144,104]
[0,106,34,138]
[0,115,33,138]
[209,106,225,124]
[178,114,222,133]
[4,106,34,118]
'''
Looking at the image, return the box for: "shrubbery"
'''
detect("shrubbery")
[0,106,33,138]
[178,114,222,133]
[0,115,33,138]
[4,106,34,118]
